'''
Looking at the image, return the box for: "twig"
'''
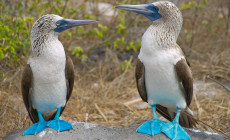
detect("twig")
[183,112,230,138]
[198,119,230,139]
[227,103,230,116]
[61,0,69,16]
[193,93,201,118]
[0,69,20,86]
[0,97,9,118]
[124,98,142,106]
[206,75,230,92]
[187,6,199,57]
[95,103,108,122]
[123,104,133,111]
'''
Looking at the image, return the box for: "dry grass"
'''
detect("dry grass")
[0,50,230,139]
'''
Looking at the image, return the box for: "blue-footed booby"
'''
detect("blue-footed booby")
[116,1,196,140]
[21,14,95,135]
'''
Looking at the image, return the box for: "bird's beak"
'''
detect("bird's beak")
[54,19,96,33]
[115,4,162,21]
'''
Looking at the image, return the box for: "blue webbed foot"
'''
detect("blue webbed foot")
[137,118,164,136]
[162,107,190,140]
[162,122,190,140]
[24,121,47,135]
[24,111,48,135]
[136,105,164,136]
[47,119,72,132]
[47,107,72,132]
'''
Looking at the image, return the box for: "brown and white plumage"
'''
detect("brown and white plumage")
[21,56,74,123]
[134,1,197,128]
[135,58,197,128]
[21,15,76,123]
[21,15,96,135]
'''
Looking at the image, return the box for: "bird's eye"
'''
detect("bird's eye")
[56,23,60,26]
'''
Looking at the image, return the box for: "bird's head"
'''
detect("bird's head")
[116,1,183,46]
[30,14,96,44]
[116,1,182,31]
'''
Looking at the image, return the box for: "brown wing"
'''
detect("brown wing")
[21,64,39,123]
[65,56,74,101]
[176,58,196,127]
[175,59,193,106]
[60,56,74,115]
[135,58,147,102]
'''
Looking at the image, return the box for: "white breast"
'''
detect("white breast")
[138,26,187,109]
[28,40,67,113]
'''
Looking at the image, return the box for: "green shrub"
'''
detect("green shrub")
[0,2,33,66]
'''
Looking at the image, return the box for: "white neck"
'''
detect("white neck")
[139,18,181,57]
[31,31,59,57]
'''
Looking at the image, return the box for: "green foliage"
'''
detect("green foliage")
[121,60,132,71]
[0,0,145,70]
[214,17,226,28]
[72,47,87,61]
[92,24,108,40]
[179,0,207,11]
[179,1,198,10]
[113,37,126,49]
[116,11,128,35]
[202,20,211,31]
[198,0,208,11]
[0,0,93,67]
[184,30,193,40]
[126,40,141,52]
[0,0,143,71]
[0,2,33,65]
[84,15,96,20]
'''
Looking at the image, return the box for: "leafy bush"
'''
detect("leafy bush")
[0,2,33,66]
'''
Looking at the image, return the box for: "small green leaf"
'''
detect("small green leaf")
[121,60,132,71]
[0,50,4,60]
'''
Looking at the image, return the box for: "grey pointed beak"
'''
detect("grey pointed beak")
[116,4,154,15]
[54,19,96,33]
[116,4,162,22]
[65,19,96,27]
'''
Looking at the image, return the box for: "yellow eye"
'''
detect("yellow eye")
[56,23,60,26]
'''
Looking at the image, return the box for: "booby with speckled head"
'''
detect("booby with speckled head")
[21,14,95,135]
[116,1,197,140]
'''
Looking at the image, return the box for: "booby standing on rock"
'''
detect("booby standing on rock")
[116,1,196,140]
[21,14,95,135]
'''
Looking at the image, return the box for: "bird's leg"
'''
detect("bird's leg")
[136,104,164,136]
[162,107,190,140]
[24,111,48,135]
[47,107,72,132]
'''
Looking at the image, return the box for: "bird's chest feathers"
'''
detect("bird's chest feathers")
[141,52,186,108]
[29,41,67,112]
[30,40,66,82]
[143,51,179,86]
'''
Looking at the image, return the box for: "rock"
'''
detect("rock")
[3,122,228,140]
[86,2,118,23]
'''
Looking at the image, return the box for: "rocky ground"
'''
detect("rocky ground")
[3,122,229,140]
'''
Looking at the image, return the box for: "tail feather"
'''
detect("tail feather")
[156,105,198,128]
[179,110,197,128]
